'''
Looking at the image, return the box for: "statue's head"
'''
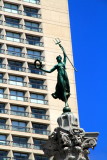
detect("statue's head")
[56,55,62,62]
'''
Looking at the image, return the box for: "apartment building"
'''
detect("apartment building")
[0,0,78,159]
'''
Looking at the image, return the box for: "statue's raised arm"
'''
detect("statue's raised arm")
[58,43,67,65]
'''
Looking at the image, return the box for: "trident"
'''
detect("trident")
[54,38,77,72]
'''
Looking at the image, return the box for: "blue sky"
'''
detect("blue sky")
[68,0,107,159]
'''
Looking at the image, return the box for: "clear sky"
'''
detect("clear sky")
[68,0,107,160]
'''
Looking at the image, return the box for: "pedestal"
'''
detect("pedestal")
[43,111,99,160]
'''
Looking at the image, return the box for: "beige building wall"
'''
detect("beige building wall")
[0,0,78,159]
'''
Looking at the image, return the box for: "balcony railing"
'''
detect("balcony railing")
[33,144,42,150]
[6,36,24,43]
[0,157,11,160]
[23,0,40,4]
[32,128,50,135]
[31,113,49,120]
[0,64,6,69]
[0,34,4,39]
[0,49,5,54]
[12,125,30,132]
[0,20,3,25]
[8,80,27,87]
[24,11,41,18]
[11,110,29,117]
[0,140,10,146]
[0,123,9,130]
[26,39,44,46]
[12,142,31,148]
[29,82,47,90]
[3,7,22,14]
[0,78,7,84]
[27,54,45,61]
[30,98,48,105]
[5,21,23,29]
[12,158,31,160]
[8,65,26,72]
[9,95,28,102]
[28,68,45,75]
[0,108,8,114]
[7,50,25,57]
[25,25,42,32]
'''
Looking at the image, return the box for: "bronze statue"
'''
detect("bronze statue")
[34,39,77,109]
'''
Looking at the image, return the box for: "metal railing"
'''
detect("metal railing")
[0,93,8,99]
[32,128,50,135]
[26,39,44,46]
[8,79,27,87]
[25,25,42,32]
[5,21,23,29]
[6,36,24,43]
[28,68,45,75]
[12,125,30,132]
[3,7,22,14]
[30,98,48,105]
[31,113,49,120]
[0,64,6,69]
[29,82,47,90]
[0,123,9,130]
[9,95,28,102]
[7,50,25,57]
[0,108,8,114]
[11,110,29,117]
[0,140,10,146]
[0,49,5,54]
[0,78,7,84]
[23,11,41,18]
[27,54,45,61]
[8,65,26,72]
[12,142,31,148]
[0,157,11,160]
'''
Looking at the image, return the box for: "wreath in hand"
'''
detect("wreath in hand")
[34,59,42,69]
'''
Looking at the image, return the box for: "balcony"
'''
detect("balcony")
[6,36,24,43]
[28,68,45,75]
[31,113,49,120]
[12,142,31,148]
[0,109,8,114]
[25,25,42,32]
[0,20,3,25]
[33,144,42,150]
[7,50,25,58]
[27,54,45,61]
[9,95,28,102]
[29,82,47,90]
[0,78,7,84]
[26,39,44,47]
[8,65,26,72]
[0,34,4,39]
[24,11,41,18]
[0,49,5,54]
[3,7,22,14]
[30,98,48,105]
[0,157,11,160]
[23,0,40,4]
[8,80,27,87]
[0,123,9,130]
[5,21,23,29]
[11,110,29,117]
[12,125,30,132]
[12,158,31,160]
[0,140,10,146]
[32,128,50,135]
[0,64,6,69]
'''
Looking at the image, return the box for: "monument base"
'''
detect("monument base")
[43,111,99,160]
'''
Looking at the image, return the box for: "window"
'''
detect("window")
[28,63,43,75]
[35,155,48,160]
[12,121,27,132]
[4,3,19,14]
[0,135,7,145]
[10,90,24,101]
[5,17,21,28]
[0,103,6,114]
[11,105,27,117]
[9,75,24,86]
[31,108,48,120]
[26,35,41,45]
[24,7,40,18]
[6,32,21,43]
[14,152,29,159]
[34,139,46,150]
[0,119,7,130]
[32,123,49,135]
[13,136,28,148]
[0,73,3,83]
[25,21,40,32]
[29,78,45,89]
[0,150,8,158]
[30,93,45,104]
[23,0,40,4]
[8,60,24,72]
[27,49,42,60]
[7,46,23,57]
[0,88,4,98]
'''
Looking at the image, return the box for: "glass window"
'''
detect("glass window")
[34,139,46,150]
[0,89,4,98]
[9,75,24,86]
[30,93,45,104]
[25,21,39,31]
[8,60,23,72]
[0,119,6,124]
[0,103,5,113]
[0,150,8,157]
[24,7,39,17]
[10,90,24,101]
[8,60,22,66]
[27,49,41,59]
[29,78,44,89]
[33,123,47,129]
[5,17,20,28]
[28,63,42,75]
[11,105,25,112]
[6,32,20,42]
[13,136,27,143]
[4,3,18,14]
[35,155,48,160]
[26,35,40,45]
[12,121,26,127]
[14,152,28,159]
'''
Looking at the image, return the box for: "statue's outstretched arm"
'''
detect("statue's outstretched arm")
[41,65,57,73]
[59,44,66,65]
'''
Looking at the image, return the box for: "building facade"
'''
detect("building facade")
[0,0,78,160]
